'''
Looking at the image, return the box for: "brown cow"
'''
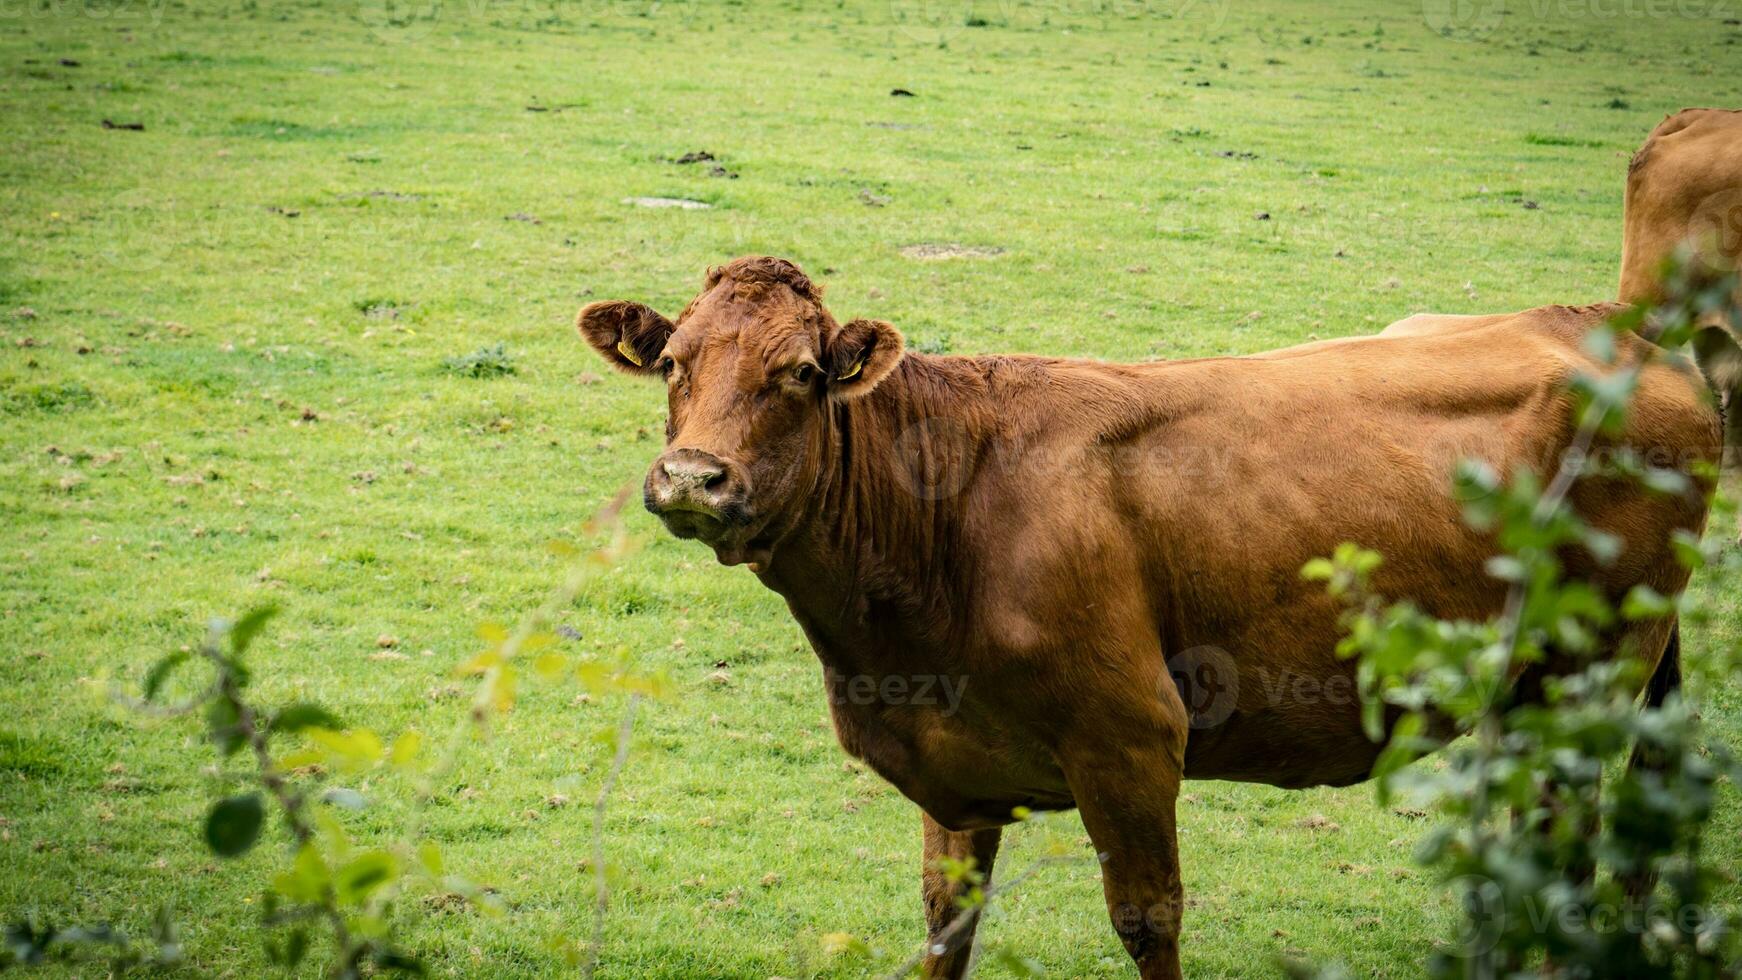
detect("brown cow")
[1620,107,1742,453]
[1620,107,1742,307]
[576,257,1717,978]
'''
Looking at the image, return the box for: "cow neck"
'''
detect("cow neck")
[761,354,997,648]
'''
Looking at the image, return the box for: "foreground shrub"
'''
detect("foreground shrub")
[59,492,664,977]
[1300,252,1742,978]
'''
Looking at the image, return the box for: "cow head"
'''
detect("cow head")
[578,257,904,567]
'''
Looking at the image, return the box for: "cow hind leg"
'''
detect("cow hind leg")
[919,813,1002,979]
[1620,622,1683,900]
[1507,660,1603,888]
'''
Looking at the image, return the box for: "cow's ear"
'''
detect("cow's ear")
[827,318,904,400]
[577,301,675,376]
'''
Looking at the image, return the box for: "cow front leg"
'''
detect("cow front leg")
[1061,724,1188,980]
[920,812,1002,979]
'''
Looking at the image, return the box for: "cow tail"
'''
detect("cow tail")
[1642,620,1682,711]
[1628,621,1682,781]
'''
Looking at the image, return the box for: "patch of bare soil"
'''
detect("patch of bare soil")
[623,197,711,210]
[899,243,1005,260]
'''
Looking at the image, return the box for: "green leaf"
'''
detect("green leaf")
[1621,585,1674,621]
[1583,324,1617,363]
[1584,529,1623,565]
[820,931,870,957]
[228,605,278,656]
[373,947,426,975]
[1670,529,1707,571]
[143,650,192,702]
[388,730,422,770]
[273,843,330,902]
[206,698,246,757]
[990,946,1048,977]
[335,850,399,905]
[1641,467,1691,495]
[1484,555,1525,582]
[205,794,265,858]
[269,702,342,734]
[306,727,385,774]
[417,841,444,876]
[1371,714,1426,800]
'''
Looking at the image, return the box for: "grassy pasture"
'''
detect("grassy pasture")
[3,0,1742,975]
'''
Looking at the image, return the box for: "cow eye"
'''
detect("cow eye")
[655,355,675,377]
[791,364,815,385]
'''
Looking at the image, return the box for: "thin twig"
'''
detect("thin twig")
[203,642,357,960]
[583,693,643,980]
[400,486,636,867]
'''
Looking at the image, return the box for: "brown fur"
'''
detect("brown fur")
[1618,107,1742,457]
[1620,107,1742,304]
[578,259,1719,979]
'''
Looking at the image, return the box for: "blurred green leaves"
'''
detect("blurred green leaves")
[205,794,265,858]
[108,490,662,977]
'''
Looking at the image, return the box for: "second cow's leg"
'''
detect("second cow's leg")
[920,812,1002,979]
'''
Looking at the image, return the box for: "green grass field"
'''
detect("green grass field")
[4,0,1742,975]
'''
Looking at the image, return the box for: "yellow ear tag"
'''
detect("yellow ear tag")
[838,359,863,381]
[616,338,643,367]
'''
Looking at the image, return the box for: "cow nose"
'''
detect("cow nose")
[646,449,740,517]
[662,456,726,492]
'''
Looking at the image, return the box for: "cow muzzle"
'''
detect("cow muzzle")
[644,448,749,543]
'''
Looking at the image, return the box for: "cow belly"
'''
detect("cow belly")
[1181,707,1383,789]
[1177,618,1679,789]
[826,698,1074,830]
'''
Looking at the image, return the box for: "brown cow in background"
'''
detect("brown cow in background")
[1620,107,1742,455]
[575,257,1717,978]
[1620,107,1742,306]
